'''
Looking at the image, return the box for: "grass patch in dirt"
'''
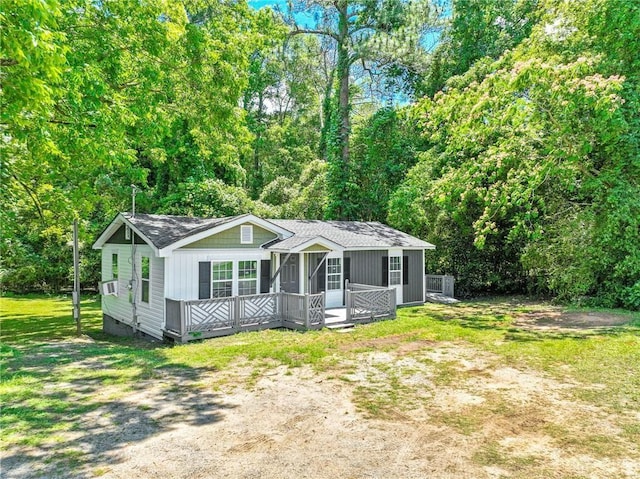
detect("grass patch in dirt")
[1,294,639,478]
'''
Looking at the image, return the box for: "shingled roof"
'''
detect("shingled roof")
[123,213,239,249]
[267,220,433,249]
[95,213,434,251]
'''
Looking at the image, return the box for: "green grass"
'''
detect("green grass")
[1,294,639,476]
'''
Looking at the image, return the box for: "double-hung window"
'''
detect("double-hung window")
[141,256,150,303]
[212,261,233,298]
[112,253,118,280]
[389,256,401,285]
[238,260,257,296]
[327,258,341,290]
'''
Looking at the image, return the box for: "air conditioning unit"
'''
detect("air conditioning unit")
[100,279,118,296]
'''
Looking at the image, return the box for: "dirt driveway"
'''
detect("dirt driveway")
[4,335,638,479]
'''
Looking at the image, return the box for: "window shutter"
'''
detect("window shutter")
[199,262,211,299]
[403,256,410,285]
[382,256,389,287]
[343,257,351,284]
[260,260,271,293]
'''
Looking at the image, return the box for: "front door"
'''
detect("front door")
[388,252,403,305]
[280,254,299,293]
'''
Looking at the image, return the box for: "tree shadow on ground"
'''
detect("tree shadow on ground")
[1,337,235,479]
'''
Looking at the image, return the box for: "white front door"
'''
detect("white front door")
[388,251,403,305]
[325,252,343,308]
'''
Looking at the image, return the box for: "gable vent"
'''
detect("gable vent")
[241,225,253,244]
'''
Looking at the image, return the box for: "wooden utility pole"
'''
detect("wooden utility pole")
[72,219,81,335]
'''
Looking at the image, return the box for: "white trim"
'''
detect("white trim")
[92,214,160,256]
[268,235,344,254]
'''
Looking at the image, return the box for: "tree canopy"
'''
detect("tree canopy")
[1,0,638,309]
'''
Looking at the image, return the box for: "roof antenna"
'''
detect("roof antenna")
[131,184,137,217]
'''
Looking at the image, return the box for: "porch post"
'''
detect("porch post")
[180,300,187,343]
[233,297,241,331]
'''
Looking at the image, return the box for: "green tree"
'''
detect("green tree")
[282,0,442,219]
[390,0,640,307]
[349,107,423,221]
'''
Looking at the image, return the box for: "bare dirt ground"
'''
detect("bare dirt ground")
[514,309,634,330]
[3,335,639,479]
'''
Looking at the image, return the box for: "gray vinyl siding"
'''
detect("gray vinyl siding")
[403,249,424,303]
[182,224,278,249]
[343,250,386,287]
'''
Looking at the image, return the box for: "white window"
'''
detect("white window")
[238,260,257,295]
[389,256,401,285]
[141,256,150,303]
[112,253,118,279]
[327,258,341,290]
[125,225,131,240]
[240,225,253,244]
[212,261,233,298]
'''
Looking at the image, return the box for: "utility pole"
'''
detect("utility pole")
[72,219,81,335]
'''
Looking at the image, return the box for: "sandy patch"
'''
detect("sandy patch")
[2,341,638,479]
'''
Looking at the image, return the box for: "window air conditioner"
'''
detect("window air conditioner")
[100,279,118,296]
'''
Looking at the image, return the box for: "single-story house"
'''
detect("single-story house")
[92,213,435,342]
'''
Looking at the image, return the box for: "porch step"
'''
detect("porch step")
[325,322,355,331]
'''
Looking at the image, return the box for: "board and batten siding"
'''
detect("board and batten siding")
[402,249,424,303]
[165,249,270,300]
[101,243,165,340]
[343,250,387,287]
[181,224,278,249]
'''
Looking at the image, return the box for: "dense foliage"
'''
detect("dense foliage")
[389,0,640,308]
[1,0,638,309]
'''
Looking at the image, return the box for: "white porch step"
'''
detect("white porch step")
[325,322,355,331]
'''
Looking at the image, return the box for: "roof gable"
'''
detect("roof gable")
[93,213,434,255]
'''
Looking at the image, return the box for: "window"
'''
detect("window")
[212,261,233,298]
[112,253,118,279]
[125,225,131,240]
[141,256,150,303]
[240,225,253,244]
[327,258,341,290]
[238,260,257,296]
[389,256,401,285]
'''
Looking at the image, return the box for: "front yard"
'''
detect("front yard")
[1,295,639,478]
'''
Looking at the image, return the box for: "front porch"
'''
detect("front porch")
[164,283,397,343]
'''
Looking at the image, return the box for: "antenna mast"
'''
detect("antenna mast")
[131,184,137,217]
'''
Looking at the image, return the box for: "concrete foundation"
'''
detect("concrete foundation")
[103,314,160,342]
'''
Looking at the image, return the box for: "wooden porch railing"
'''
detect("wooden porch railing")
[165,291,325,342]
[345,282,396,323]
[425,274,455,297]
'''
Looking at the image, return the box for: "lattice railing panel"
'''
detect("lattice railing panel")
[185,298,234,332]
[307,293,325,326]
[238,293,279,325]
[350,289,394,321]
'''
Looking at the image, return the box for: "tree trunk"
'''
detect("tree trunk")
[337,1,350,168]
